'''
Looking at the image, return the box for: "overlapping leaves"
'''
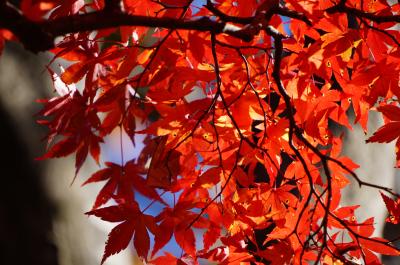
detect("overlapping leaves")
[16,0,400,264]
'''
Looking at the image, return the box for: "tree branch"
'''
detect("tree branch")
[276,7,312,26]
[5,0,397,55]
[205,0,253,25]
[0,3,262,53]
[41,13,245,38]
[0,2,53,53]
[326,1,400,23]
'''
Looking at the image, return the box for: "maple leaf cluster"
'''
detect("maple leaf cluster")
[2,0,400,264]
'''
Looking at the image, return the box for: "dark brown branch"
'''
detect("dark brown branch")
[359,17,400,47]
[276,7,312,26]
[41,13,233,37]
[4,0,398,55]
[0,4,260,53]
[205,1,311,27]
[205,0,253,25]
[0,2,53,53]
[2,0,311,54]
[326,0,400,23]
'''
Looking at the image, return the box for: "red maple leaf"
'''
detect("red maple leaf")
[381,192,400,224]
[367,105,400,166]
[87,202,159,264]
[83,159,164,209]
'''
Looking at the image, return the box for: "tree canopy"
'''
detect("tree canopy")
[1,0,400,264]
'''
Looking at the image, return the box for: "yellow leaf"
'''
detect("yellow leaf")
[340,39,362,62]
[198,62,235,72]
[137,49,153,64]
[340,46,353,62]
[249,105,264,120]
[308,48,324,69]
[198,63,214,72]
